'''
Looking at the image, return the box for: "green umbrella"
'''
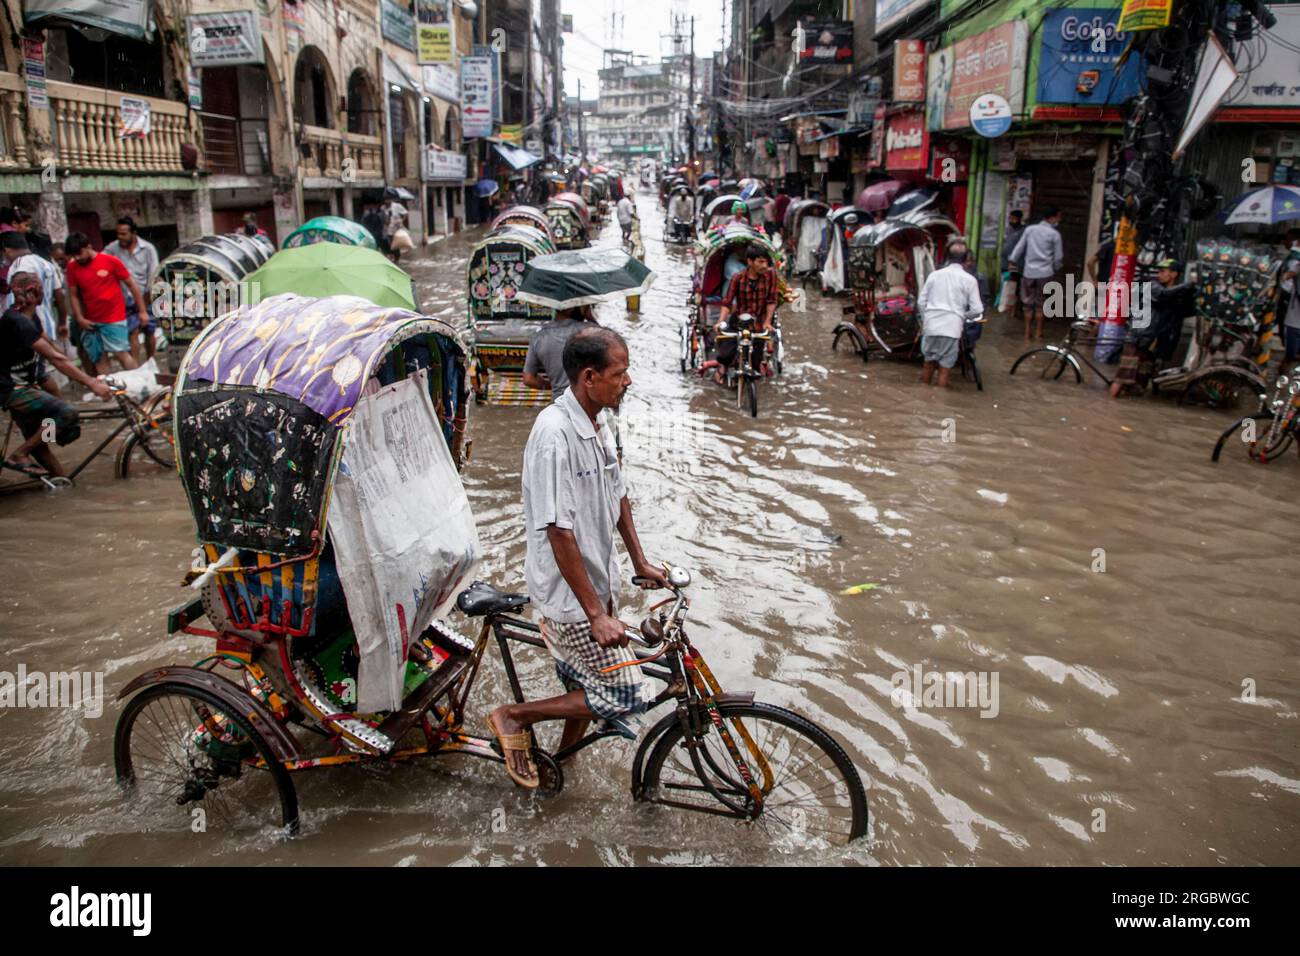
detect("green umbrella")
[247,244,417,310]
[514,247,656,309]
[282,215,378,250]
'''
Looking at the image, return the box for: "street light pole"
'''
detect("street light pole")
[688,15,696,172]
[578,78,587,163]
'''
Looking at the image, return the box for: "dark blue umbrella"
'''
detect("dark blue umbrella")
[1220,185,1300,225]
[474,179,499,198]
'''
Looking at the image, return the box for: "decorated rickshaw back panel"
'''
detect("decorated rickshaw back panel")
[176,386,338,557]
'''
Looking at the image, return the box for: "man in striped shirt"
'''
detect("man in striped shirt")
[712,244,778,384]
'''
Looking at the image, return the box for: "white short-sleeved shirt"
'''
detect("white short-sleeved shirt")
[522,388,626,623]
[3,253,64,340]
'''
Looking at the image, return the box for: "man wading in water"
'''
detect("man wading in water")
[489,327,667,787]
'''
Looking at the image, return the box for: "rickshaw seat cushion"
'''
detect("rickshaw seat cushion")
[456,581,529,617]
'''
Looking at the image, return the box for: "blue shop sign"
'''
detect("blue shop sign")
[1037,7,1145,105]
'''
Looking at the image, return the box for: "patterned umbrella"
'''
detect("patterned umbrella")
[1220,185,1300,225]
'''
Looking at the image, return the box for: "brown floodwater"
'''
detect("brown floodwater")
[1,193,1297,866]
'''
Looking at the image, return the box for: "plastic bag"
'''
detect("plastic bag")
[389,227,415,252]
[326,371,480,712]
[103,357,160,402]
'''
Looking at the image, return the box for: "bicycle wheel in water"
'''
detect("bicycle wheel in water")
[745,378,758,417]
[1009,346,1083,383]
[116,407,176,477]
[636,701,868,845]
[1211,413,1295,463]
[115,683,298,835]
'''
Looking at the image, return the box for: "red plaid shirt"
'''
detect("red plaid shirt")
[721,268,778,321]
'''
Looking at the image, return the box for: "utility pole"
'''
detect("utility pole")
[688,15,696,170]
[578,77,586,163]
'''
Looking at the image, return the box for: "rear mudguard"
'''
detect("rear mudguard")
[832,321,868,352]
[118,665,303,762]
[630,691,756,798]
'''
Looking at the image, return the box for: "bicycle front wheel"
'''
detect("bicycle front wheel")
[638,701,868,846]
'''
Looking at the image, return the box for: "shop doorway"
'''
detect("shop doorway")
[1022,160,1094,278]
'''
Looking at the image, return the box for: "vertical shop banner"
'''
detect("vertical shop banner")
[1117,0,1171,32]
[893,40,927,102]
[283,0,305,56]
[868,104,887,168]
[187,11,264,67]
[1038,8,1145,105]
[416,0,452,64]
[473,45,503,122]
[21,39,48,112]
[1095,217,1136,361]
[1008,173,1033,216]
[927,20,1029,132]
[461,56,493,139]
[187,66,203,110]
[979,172,1008,251]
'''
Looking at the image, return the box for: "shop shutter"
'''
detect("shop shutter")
[1026,161,1094,278]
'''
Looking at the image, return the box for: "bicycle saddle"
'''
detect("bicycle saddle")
[456,581,529,617]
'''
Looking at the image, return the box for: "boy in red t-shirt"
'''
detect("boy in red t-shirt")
[65,231,142,374]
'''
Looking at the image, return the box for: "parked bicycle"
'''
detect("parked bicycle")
[1009,319,1115,386]
[0,382,174,493]
[1211,373,1300,463]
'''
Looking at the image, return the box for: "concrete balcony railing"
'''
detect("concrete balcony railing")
[347,132,383,179]
[299,123,343,179]
[0,72,30,166]
[298,125,385,182]
[48,80,189,172]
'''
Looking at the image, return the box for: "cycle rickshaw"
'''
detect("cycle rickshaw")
[545,193,592,250]
[467,218,558,404]
[282,216,377,251]
[664,185,696,246]
[113,293,867,844]
[680,223,788,379]
[783,198,830,281]
[830,210,979,386]
[488,205,553,237]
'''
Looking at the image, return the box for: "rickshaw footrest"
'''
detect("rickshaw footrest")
[374,655,473,742]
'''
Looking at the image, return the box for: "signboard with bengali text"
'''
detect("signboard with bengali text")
[894,39,927,101]
[927,20,1028,131]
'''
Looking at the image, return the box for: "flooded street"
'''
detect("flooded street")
[2,191,1297,867]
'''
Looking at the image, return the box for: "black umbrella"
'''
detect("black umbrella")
[514,247,656,309]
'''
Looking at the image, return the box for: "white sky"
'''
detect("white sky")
[562,0,727,97]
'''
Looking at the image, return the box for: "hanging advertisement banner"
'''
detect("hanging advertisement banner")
[796,21,854,64]
[884,110,928,170]
[461,56,493,139]
[422,64,459,103]
[21,38,48,113]
[24,0,150,42]
[187,11,265,67]
[1038,8,1145,105]
[187,66,203,110]
[893,39,927,102]
[1117,0,1172,32]
[119,96,151,138]
[927,20,1029,131]
[416,0,453,63]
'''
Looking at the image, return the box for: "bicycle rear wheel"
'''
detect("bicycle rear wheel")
[1009,346,1083,384]
[638,701,867,846]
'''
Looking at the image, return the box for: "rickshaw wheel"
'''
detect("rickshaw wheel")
[115,683,299,837]
[116,410,176,477]
[831,324,869,362]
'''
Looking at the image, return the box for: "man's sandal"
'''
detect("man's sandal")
[487,712,540,789]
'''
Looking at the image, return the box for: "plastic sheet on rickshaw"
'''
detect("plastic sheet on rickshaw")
[326,370,479,711]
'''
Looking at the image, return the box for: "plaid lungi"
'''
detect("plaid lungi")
[3,386,81,445]
[540,617,657,739]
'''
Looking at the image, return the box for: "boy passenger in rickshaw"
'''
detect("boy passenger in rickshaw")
[489,327,669,788]
[711,244,778,385]
[2,272,113,475]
